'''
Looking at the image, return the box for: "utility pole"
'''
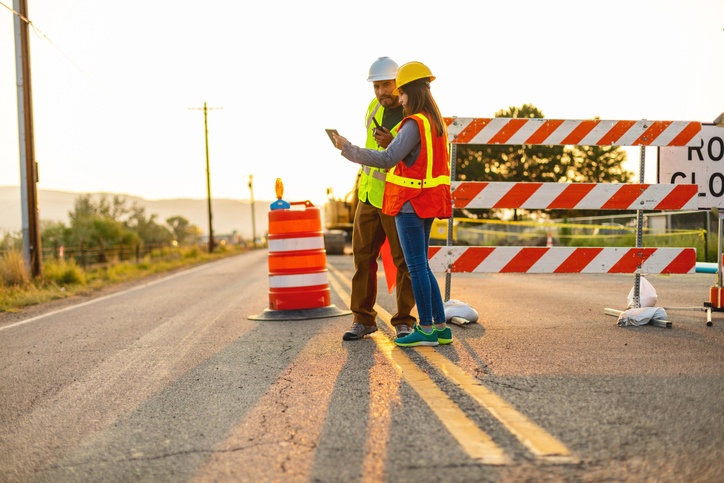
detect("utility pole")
[189,102,222,253]
[248,174,257,248]
[13,0,42,278]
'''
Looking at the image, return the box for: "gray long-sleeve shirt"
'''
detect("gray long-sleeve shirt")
[340,119,421,213]
[341,119,420,170]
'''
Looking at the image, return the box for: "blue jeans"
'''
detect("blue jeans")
[395,213,445,327]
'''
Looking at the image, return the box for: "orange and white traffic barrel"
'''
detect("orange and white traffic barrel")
[249,193,350,321]
[268,200,329,310]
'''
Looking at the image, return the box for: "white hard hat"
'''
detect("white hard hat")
[367,56,399,82]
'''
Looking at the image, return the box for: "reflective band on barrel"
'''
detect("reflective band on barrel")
[268,271,329,288]
[268,218,320,234]
[269,236,325,252]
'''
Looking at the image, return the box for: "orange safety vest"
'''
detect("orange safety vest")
[382,113,451,219]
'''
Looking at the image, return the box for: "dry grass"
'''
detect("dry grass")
[0,250,31,288]
[0,245,247,313]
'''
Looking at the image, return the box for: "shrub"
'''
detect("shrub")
[101,262,137,283]
[44,258,86,286]
[0,250,31,287]
[183,246,200,259]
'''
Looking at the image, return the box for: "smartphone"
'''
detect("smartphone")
[325,129,339,146]
[372,118,382,133]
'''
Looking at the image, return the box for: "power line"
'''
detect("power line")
[1,1,90,79]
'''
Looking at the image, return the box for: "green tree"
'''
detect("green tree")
[41,194,198,251]
[69,194,129,223]
[40,220,70,250]
[0,232,22,251]
[166,216,200,245]
[65,194,137,248]
[125,205,172,245]
[568,144,632,183]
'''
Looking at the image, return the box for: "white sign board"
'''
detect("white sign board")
[658,124,724,209]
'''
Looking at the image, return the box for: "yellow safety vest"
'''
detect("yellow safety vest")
[357,98,400,209]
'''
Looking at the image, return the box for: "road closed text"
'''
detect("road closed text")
[658,124,724,209]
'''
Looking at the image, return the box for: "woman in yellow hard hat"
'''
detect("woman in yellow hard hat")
[331,61,453,347]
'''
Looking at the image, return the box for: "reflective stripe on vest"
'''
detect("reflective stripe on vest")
[362,165,387,182]
[385,172,450,188]
[366,103,381,135]
[359,99,399,208]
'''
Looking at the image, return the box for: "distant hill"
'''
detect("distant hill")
[0,186,271,240]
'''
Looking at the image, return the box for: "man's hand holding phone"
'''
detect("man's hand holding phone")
[371,118,393,148]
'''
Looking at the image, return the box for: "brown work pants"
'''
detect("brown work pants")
[350,201,416,327]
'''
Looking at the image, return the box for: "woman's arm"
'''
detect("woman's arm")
[334,121,420,169]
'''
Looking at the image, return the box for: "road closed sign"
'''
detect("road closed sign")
[658,124,724,209]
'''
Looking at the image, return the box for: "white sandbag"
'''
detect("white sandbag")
[444,299,479,324]
[627,276,658,308]
[617,307,668,327]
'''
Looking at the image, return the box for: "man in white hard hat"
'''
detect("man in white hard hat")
[343,57,416,341]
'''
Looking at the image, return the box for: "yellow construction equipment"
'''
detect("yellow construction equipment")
[324,185,357,234]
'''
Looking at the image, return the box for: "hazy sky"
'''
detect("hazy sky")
[1,0,723,208]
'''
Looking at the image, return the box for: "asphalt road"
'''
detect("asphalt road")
[0,249,722,482]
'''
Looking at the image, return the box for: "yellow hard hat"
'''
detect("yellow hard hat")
[394,61,435,95]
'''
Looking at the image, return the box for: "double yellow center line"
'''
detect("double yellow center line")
[327,265,576,465]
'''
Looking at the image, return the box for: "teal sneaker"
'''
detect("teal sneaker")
[395,325,438,347]
[435,326,453,345]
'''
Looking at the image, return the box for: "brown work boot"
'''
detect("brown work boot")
[395,323,413,338]
[343,323,378,341]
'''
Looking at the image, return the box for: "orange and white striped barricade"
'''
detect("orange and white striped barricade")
[450,181,700,212]
[435,181,699,275]
[249,200,351,321]
[437,117,706,326]
[444,118,701,147]
[428,245,696,275]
